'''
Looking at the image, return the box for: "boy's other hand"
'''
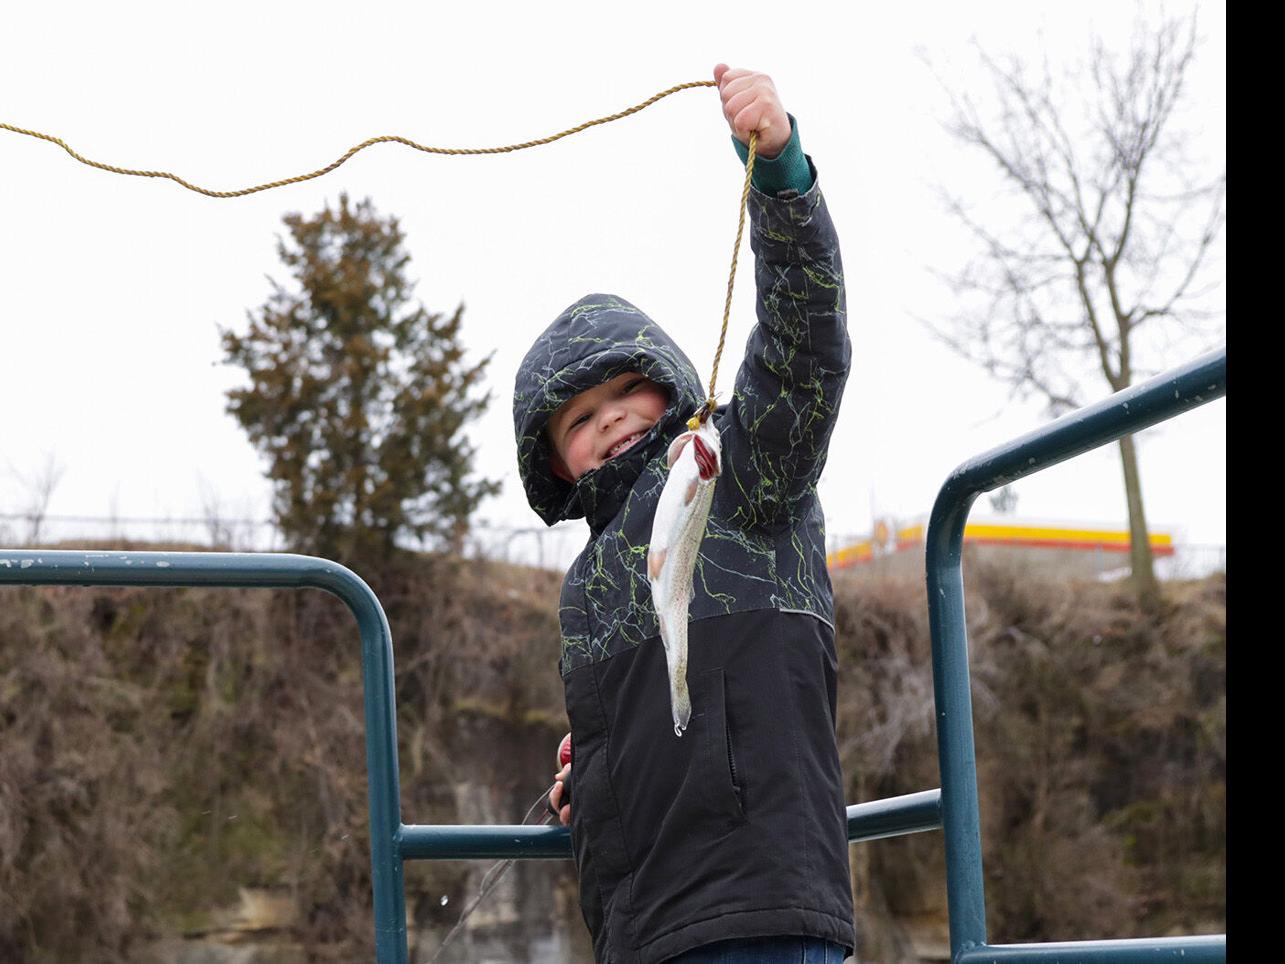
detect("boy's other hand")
[714,64,790,160]
[550,762,571,826]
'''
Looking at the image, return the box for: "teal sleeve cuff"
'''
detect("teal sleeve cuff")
[732,114,813,196]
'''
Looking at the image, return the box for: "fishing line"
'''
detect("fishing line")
[427,782,560,963]
[2,80,756,409]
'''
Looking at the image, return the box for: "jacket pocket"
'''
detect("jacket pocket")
[698,668,746,822]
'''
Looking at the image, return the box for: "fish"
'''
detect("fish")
[647,410,722,737]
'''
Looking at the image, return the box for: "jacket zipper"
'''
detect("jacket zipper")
[725,718,741,791]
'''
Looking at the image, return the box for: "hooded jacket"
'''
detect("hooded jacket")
[513,161,853,964]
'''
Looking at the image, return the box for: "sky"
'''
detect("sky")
[0,1,1225,572]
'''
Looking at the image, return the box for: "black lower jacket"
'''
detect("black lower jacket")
[565,610,854,962]
[512,162,855,962]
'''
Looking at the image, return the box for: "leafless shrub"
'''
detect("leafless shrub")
[7,451,65,545]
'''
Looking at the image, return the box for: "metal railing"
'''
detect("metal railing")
[0,551,413,960]
[0,539,949,960]
[0,571,944,961]
[925,347,1226,963]
[0,347,1225,963]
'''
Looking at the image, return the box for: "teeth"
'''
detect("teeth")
[609,434,641,457]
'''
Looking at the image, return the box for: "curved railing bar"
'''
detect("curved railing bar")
[0,550,411,963]
[924,347,1226,961]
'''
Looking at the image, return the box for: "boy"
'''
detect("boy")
[512,65,854,964]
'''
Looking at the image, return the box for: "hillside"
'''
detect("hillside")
[0,547,1225,962]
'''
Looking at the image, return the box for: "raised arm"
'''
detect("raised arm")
[711,68,851,530]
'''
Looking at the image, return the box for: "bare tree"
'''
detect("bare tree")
[197,476,235,549]
[12,452,66,545]
[933,12,1225,605]
[106,484,123,542]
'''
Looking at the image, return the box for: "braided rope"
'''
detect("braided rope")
[0,81,715,199]
[3,80,760,403]
[710,130,756,409]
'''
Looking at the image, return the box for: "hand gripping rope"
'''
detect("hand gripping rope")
[2,82,757,415]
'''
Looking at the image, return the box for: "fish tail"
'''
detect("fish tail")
[671,679,691,737]
[659,609,692,738]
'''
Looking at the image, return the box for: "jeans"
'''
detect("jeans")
[664,935,849,963]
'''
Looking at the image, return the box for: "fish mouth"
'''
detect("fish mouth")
[605,432,645,460]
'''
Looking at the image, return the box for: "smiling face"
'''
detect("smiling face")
[546,372,670,482]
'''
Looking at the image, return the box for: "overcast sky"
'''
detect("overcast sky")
[1,1,1225,570]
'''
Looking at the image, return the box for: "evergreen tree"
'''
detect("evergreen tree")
[222,194,499,566]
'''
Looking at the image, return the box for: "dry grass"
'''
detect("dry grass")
[0,550,1224,960]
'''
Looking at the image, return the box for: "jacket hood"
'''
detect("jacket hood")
[513,293,705,532]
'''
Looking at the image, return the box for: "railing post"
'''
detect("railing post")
[926,487,989,955]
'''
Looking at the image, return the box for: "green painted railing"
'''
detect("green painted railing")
[0,347,1225,963]
[0,542,944,960]
[925,346,1226,963]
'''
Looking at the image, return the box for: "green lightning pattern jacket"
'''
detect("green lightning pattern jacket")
[512,156,854,963]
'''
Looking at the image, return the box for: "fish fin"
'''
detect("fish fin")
[671,682,691,737]
[666,433,693,469]
[647,547,667,581]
